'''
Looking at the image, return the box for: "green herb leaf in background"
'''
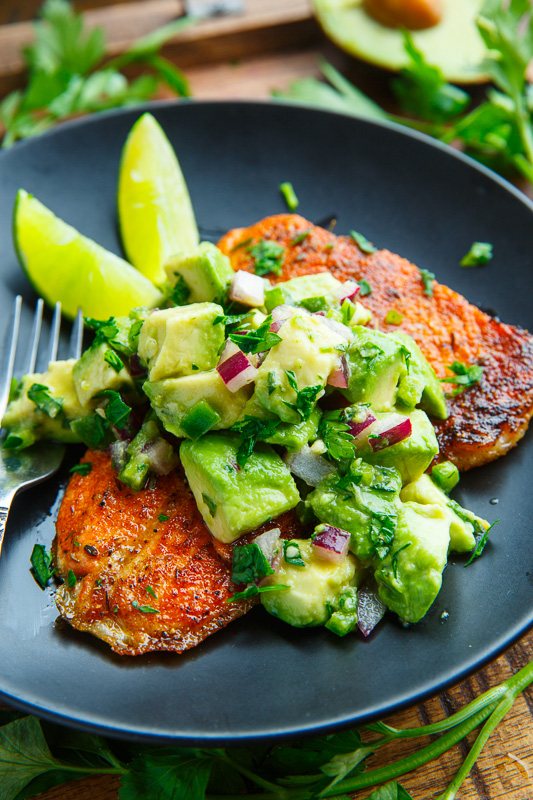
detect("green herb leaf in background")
[460,241,493,267]
[0,0,194,148]
[30,543,54,588]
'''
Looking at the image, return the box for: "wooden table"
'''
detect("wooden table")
[1,2,532,798]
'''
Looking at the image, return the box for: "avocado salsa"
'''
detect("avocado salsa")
[2,250,489,636]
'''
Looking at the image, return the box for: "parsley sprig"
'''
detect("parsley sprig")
[230,416,280,468]
[440,361,484,397]
[248,239,286,276]
[3,659,533,799]
[228,316,281,354]
[283,370,322,421]
[0,0,193,148]
[319,411,356,461]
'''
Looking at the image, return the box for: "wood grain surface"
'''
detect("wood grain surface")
[1,2,532,799]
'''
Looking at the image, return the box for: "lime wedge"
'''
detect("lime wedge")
[14,189,163,320]
[118,113,199,286]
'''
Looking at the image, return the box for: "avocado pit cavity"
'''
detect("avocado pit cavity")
[364,0,443,30]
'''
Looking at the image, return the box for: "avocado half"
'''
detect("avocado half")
[312,0,489,84]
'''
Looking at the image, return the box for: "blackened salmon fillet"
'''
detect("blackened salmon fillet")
[218,214,533,470]
[54,451,303,655]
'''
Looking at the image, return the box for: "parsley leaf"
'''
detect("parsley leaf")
[230,416,281,468]
[290,229,311,246]
[158,513,169,522]
[67,569,77,588]
[120,749,214,800]
[27,383,63,419]
[283,370,322,421]
[319,413,356,461]
[231,542,275,584]
[369,514,397,560]
[170,275,190,306]
[350,230,377,254]
[465,520,498,567]
[69,462,92,476]
[419,268,435,297]
[460,241,493,267]
[358,279,372,297]
[96,390,131,429]
[229,315,281,354]
[440,361,484,396]
[248,239,286,276]
[103,349,124,373]
[131,600,159,614]
[30,544,54,589]
[230,584,289,601]
[283,540,305,566]
[69,412,111,449]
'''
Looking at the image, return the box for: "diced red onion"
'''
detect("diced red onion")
[312,525,350,564]
[229,270,265,307]
[284,445,336,487]
[129,353,146,377]
[327,355,350,389]
[314,314,352,340]
[368,415,412,452]
[217,340,258,392]
[142,438,178,475]
[255,528,282,585]
[335,280,360,303]
[110,440,129,472]
[347,412,377,439]
[270,304,299,332]
[357,584,386,637]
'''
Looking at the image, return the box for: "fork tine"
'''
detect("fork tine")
[47,301,62,366]
[24,298,44,375]
[69,309,84,360]
[0,295,22,421]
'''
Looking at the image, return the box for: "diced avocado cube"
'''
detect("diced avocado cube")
[278,273,345,304]
[343,326,408,411]
[393,331,448,420]
[431,461,459,493]
[180,435,300,543]
[3,359,90,447]
[374,501,450,624]
[264,285,295,312]
[359,409,439,485]
[237,395,321,452]
[400,473,487,553]
[325,586,359,636]
[180,400,221,440]
[145,371,252,438]
[306,459,402,562]
[255,312,345,424]
[138,303,225,382]
[164,242,234,304]
[261,539,360,627]
[73,342,136,407]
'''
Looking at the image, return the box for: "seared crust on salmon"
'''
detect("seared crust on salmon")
[54,452,304,655]
[219,214,533,469]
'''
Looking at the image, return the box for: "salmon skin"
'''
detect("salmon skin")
[54,451,303,656]
[219,214,533,470]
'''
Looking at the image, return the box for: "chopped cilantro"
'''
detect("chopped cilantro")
[350,230,377,254]
[465,520,498,567]
[158,513,169,522]
[67,570,77,588]
[229,584,289,601]
[290,229,311,246]
[69,462,92,476]
[103,349,124,373]
[419,268,435,297]
[279,181,299,211]
[283,370,322,422]
[131,600,159,613]
[27,384,63,419]
[96,390,131,429]
[319,412,356,462]
[385,309,404,325]
[229,315,281,354]
[230,237,253,253]
[213,312,253,328]
[283,540,305,566]
[231,542,275,584]
[440,361,484,396]
[248,239,286,276]
[170,275,190,305]
[369,514,397,560]
[460,242,493,267]
[202,494,217,517]
[230,416,281,468]
[144,585,157,599]
[357,279,372,297]
[391,542,411,578]
[30,544,54,589]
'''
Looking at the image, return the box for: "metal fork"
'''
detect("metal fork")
[0,297,83,559]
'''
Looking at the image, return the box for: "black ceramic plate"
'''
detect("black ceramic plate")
[0,101,532,746]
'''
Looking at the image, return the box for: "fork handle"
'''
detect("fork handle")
[0,492,15,559]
